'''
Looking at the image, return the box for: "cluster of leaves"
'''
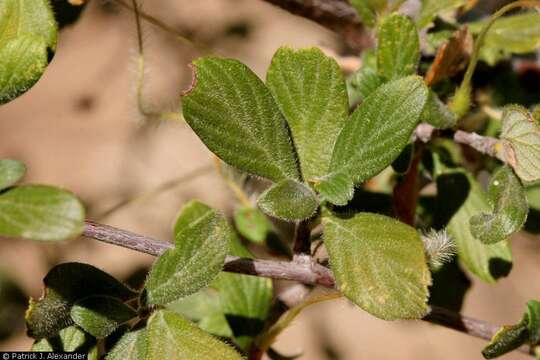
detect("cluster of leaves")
[1,0,540,359]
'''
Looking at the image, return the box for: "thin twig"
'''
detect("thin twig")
[81,220,532,356]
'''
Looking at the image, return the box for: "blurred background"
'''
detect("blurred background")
[0,0,539,358]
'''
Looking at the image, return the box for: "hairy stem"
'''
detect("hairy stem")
[82,220,532,356]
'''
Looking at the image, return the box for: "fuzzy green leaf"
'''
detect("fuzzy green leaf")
[233,207,272,244]
[26,263,136,339]
[418,0,467,29]
[316,76,428,205]
[145,201,230,305]
[106,328,148,360]
[323,210,431,320]
[257,179,318,221]
[266,47,348,180]
[346,50,382,107]
[71,296,137,339]
[482,320,529,359]
[0,0,57,104]
[32,326,98,359]
[528,300,540,345]
[421,90,457,129]
[0,185,85,241]
[0,159,26,191]
[349,0,387,28]
[470,166,528,244]
[497,105,540,183]
[436,169,513,283]
[377,14,420,81]
[146,310,243,360]
[182,57,300,183]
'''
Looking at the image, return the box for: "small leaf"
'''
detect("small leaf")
[349,0,387,28]
[0,159,26,191]
[528,300,540,345]
[106,328,148,360]
[316,76,428,205]
[470,166,528,244]
[71,295,137,339]
[266,47,348,180]
[322,210,431,320]
[0,0,58,104]
[421,90,457,129]
[26,262,136,339]
[146,310,243,360]
[377,14,420,81]
[346,50,383,107]
[0,185,85,241]
[182,57,300,183]
[418,0,467,29]
[497,105,540,183]
[233,207,272,244]
[482,320,529,359]
[31,326,98,359]
[257,179,319,221]
[145,201,230,305]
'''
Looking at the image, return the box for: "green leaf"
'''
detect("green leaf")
[377,14,420,81]
[528,300,540,345]
[32,326,98,359]
[266,47,348,180]
[182,56,300,183]
[469,12,540,66]
[350,0,387,28]
[0,159,26,191]
[0,0,58,104]
[470,166,528,244]
[106,328,148,360]
[322,210,431,320]
[497,105,540,183]
[146,310,243,360]
[316,76,428,205]
[436,168,513,283]
[26,262,136,339]
[527,185,540,210]
[71,295,137,339]
[0,185,85,241]
[258,179,318,221]
[346,50,383,107]
[145,201,230,305]
[482,320,529,359]
[233,207,272,244]
[421,90,457,129]
[418,0,467,29]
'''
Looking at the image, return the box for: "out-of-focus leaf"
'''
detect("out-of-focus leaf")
[482,320,529,359]
[425,27,472,86]
[315,76,428,205]
[469,12,540,66]
[418,0,467,29]
[182,57,300,183]
[0,159,26,191]
[421,90,457,129]
[528,300,540,345]
[377,14,420,81]
[0,271,27,340]
[266,47,348,180]
[106,328,148,360]
[322,210,431,320]
[71,296,137,339]
[258,179,318,221]
[527,185,540,210]
[146,310,243,360]
[497,105,540,183]
[145,201,230,305]
[26,262,136,339]
[349,0,387,28]
[346,50,382,107]
[233,207,272,244]
[470,166,528,244]
[0,0,57,104]
[0,185,85,241]
[31,326,98,359]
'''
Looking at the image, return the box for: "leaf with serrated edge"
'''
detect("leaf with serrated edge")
[106,328,147,360]
[71,295,137,339]
[323,210,431,320]
[147,310,243,360]
[182,57,300,183]
[316,76,428,205]
[32,326,98,359]
[0,159,26,191]
[349,0,387,28]
[145,201,230,305]
[267,47,348,180]
[377,14,420,81]
[0,185,85,241]
[470,166,528,244]
[497,105,540,183]
[258,179,318,221]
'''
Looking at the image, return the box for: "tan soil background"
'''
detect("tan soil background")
[0,0,539,358]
